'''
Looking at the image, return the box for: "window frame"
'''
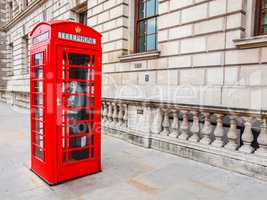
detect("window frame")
[79,10,87,25]
[135,0,158,53]
[255,0,267,35]
[22,35,30,74]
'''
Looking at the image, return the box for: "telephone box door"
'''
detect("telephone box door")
[56,46,101,182]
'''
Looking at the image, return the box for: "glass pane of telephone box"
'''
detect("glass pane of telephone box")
[68,82,90,93]
[68,122,89,135]
[69,68,89,80]
[34,53,43,65]
[68,53,90,66]
[69,135,89,148]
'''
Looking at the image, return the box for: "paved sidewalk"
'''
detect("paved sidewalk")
[0,102,267,200]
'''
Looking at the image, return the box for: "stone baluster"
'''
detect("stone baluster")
[255,117,267,156]
[101,102,104,120]
[200,112,212,145]
[107,102,113,126]
[118,103,124,127]
[178,110,190,140]
[189,111,200,142]
[160,109,170,136]
[102,102,108,125]
[225,115,239,150]
[239,117,255,153]
[169,109,179,138]
[123,104,128,128]
[211,114,225,147]
[112,103,118,127]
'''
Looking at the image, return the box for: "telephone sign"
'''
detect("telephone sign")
[30,21,102,185]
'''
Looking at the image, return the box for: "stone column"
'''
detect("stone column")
[178,110,190,140]
[151,108,163,134]
[169,109,179,138]
[160,109,170,136]
[225,115,239,150]
[239,117,255,153]
[211,114,225,147]
[200,112,212,145]
[189,111,200,142]
[255,117,267,156]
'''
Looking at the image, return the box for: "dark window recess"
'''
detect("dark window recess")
[255,0,267,35]
[79,11,87,25]
[135,0,158,53]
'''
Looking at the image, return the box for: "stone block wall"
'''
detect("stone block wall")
[98,0,267,113]
[0,0,7,89]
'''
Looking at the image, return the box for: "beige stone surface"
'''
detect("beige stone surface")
[180,69,205,85]
[180,37,206,53]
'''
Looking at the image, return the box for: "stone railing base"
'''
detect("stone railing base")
[102,126,150,148]
[103,125,267,181]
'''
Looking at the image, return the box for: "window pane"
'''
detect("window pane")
[139,36,146,52]
[68,122,89,135]
[68,82,90,93]
[139,21,146,36]
[68,67,89,80]
[68,96,88,107]
[68,53,90,66]
[69,149,89,161]
[156,0,159,14]
[69,136,89,148]
[147,0,155,17]
[147,34,156,51]
[139,1,146,19]
[34,53,43,65]
[264,12,267,25]
[147,18,156,34]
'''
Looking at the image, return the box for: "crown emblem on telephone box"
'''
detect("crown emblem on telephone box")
[75,26,81,34]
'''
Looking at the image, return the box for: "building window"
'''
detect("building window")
[79,11,87,25]
[135,0,158,53]
[8,1,13,20]
[7,43,14,76]
[24,0,29,7]
[22,35,29,74]
[255,0,267,35]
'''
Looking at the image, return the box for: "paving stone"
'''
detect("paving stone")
[0,102,267,200]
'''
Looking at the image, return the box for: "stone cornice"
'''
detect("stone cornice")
[0,0,48,32]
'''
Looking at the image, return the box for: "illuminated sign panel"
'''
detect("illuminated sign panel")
[32,31,49,44]
[58,32,96,45]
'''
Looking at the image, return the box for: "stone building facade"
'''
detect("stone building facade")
[1,0,267,180]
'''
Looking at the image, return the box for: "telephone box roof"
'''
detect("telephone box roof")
[30,20,102,37]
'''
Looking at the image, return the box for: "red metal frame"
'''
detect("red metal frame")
[30,21,102,185]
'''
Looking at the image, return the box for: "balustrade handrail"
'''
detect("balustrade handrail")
[102,97,267,118]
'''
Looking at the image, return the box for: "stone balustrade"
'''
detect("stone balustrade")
[101,101,128,130]
[102,98,267,156]
[154,108,267,156]
[102,98,267,180]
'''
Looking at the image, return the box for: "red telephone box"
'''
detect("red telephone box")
[30,21,102,185]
